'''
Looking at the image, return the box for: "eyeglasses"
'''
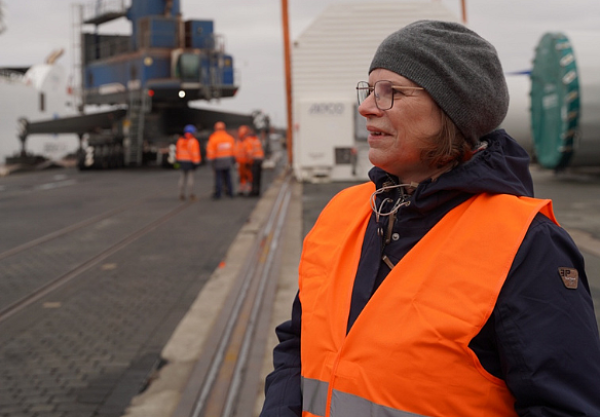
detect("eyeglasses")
[356,80,424,110]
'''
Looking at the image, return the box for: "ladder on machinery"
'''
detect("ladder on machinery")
[210,34,225,101]
[125,90,151,166]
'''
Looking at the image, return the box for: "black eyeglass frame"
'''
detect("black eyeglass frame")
[356,80,424,110]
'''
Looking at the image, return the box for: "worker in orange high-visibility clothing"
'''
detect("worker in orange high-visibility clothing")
[175,124,201,201]
[246,132,264,197]
[235,125,252,195]
[206,121,235,199]
[259,20,600,417]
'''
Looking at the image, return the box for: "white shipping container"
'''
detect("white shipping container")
[294,98,357,182]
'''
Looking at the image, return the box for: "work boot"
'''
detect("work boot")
[190,194,197,201]
[179,194,185,201]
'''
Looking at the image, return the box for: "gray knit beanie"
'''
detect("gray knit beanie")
[369,20,509,146]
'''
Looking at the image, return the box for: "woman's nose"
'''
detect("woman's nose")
[358,92,383,117]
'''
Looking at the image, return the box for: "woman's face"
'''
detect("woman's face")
[359,69,443,183]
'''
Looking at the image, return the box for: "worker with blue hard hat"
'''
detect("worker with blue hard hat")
[176,124,201,201]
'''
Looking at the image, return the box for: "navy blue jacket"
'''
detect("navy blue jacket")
[260,130,600,416]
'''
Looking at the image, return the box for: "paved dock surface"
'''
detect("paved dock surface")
[0,164,280,417]
[1,162,599,417]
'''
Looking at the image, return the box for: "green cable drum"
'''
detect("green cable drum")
[530,32,580,170]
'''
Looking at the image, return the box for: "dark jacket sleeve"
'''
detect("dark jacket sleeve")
[497,214,600,416]
[259,292,303,417]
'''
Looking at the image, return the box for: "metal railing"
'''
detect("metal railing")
[82,0,127,23]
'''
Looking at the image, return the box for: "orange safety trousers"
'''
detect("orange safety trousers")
[235,139,252,188]
[238,163,252,189]
[299,182,558,417]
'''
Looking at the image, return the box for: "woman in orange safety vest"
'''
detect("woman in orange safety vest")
[259,20,600,417]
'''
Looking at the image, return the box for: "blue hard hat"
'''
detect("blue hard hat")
[184,124,196,134]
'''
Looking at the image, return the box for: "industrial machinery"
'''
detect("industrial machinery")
[18,0,254,169]
[530,31,600,170]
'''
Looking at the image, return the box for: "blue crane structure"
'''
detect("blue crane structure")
[18,0,255,169]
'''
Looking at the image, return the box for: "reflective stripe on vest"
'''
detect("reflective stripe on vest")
[303,377,431,417]
[302,377,328,417]
[299,182,557,417]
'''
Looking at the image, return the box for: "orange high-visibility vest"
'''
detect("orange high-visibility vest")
[206,130,235,160]
[247,135,264,159]
[176,134,201,164]
[299,182,558,417]
[234,139,250,164]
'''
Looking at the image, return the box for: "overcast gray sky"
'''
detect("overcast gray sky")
[1,0,600,127]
